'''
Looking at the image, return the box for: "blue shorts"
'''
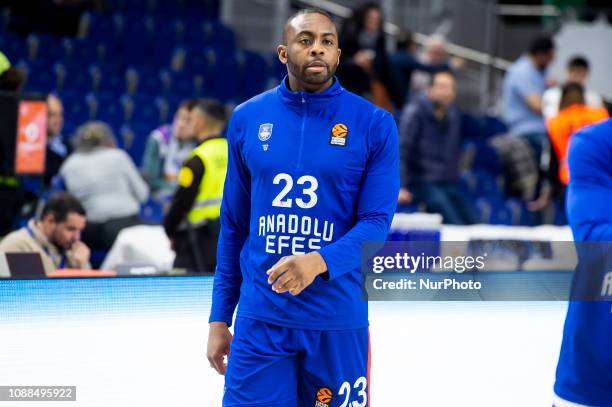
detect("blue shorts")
[223,317,370,407]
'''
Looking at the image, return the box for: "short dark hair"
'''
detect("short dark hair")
[193,99,228,127]
[283,7,336,44]
[396,31,415,50]
[179,98,197,111]
[568,55,589,71]
[40,193,86,223]
[559,82,585,110]
[528,36,554,55]
[0,67,25,92]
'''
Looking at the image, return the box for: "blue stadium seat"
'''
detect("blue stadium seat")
[85,12,121,49]
[140,198,164,224]
[237,50,268,101]
[57,62,94,93]
[23,65,57,93]
[94,101,125,130]
[210,52,238,102]
[90,62,125,93]
[473,170,502,200]
[0,31,26,62]
[121,16,154,66]
[27,33,62,63]
[489,198,513,225]
[483,115,508,138]
[204,21,235,51]
[471,139,503,174]
[63,38,100,65]
[123,93,162,126]
[460,112,483,141]
[164,71,195,97]
[64,97,93,129]
[134,68,164,95]
[269,52,286,81]
[121,122,152,166]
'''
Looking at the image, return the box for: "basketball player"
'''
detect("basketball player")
[206,8,399,406]
[553,118,612,406]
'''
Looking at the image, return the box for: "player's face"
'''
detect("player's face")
[278,13,341,91]
[174,107,193,141]
[46,213,86,250]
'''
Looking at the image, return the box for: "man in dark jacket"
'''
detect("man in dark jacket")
[398,71,477,224]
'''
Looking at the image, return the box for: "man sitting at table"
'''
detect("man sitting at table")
[0,193,91,274]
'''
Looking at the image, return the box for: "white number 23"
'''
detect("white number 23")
[339,376,367,407]
[272,173,318,209]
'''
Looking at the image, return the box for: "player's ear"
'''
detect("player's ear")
[277,45,288,65]
[337,47,341,65]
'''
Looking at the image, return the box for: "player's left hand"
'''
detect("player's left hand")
[267,252,328,296]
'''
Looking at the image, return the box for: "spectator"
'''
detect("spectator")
[59,121,149,252]
[502,36,555,160]
[337,2,393,110]
[44,94,69,187]
[141,99,197,197]
[398,71,477,225]
[164,99,228,272]
[0,192,90,274]
[543,56,604,119]
[547,82,608,187]
[410,35,464,95]
[390,31,450,109]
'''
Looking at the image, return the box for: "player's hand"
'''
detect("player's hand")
[207,322,232,375]
[398,188,413,204]
[266,252,328,296]
[71,241,90,268]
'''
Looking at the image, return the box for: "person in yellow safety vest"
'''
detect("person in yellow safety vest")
[164,99,228,272]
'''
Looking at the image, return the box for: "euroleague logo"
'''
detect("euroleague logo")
[329,123,348,147]
[314,386,333,407]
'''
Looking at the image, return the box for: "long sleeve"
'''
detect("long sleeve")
[140,135,166,190]
[318,111,399,280]
[121,150,149,203]
[398,104,420,187]
[163,156,204,238]
[566,120,612,241]
[209,113,250,326]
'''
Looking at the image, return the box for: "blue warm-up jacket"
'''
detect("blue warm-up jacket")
[209,77,399,330]
[555,118,612,406]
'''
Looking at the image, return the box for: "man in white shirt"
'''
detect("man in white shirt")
[543,56,603,119]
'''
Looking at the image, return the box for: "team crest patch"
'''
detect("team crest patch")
[258,123,273,141]
[330,123,348,146]
[314,386,333,407]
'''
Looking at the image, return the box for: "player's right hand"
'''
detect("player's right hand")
[207,322,232,375]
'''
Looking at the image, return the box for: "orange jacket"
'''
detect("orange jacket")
[546,104,609,184]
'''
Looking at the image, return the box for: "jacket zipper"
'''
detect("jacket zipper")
[296,95,306,169]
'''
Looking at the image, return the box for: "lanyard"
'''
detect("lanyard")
[25,224,66,269]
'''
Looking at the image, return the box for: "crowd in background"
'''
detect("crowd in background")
[1,0,610,273]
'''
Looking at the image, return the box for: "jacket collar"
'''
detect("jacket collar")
[277,75,344,110]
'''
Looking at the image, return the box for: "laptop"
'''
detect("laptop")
[2,252,47,278]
